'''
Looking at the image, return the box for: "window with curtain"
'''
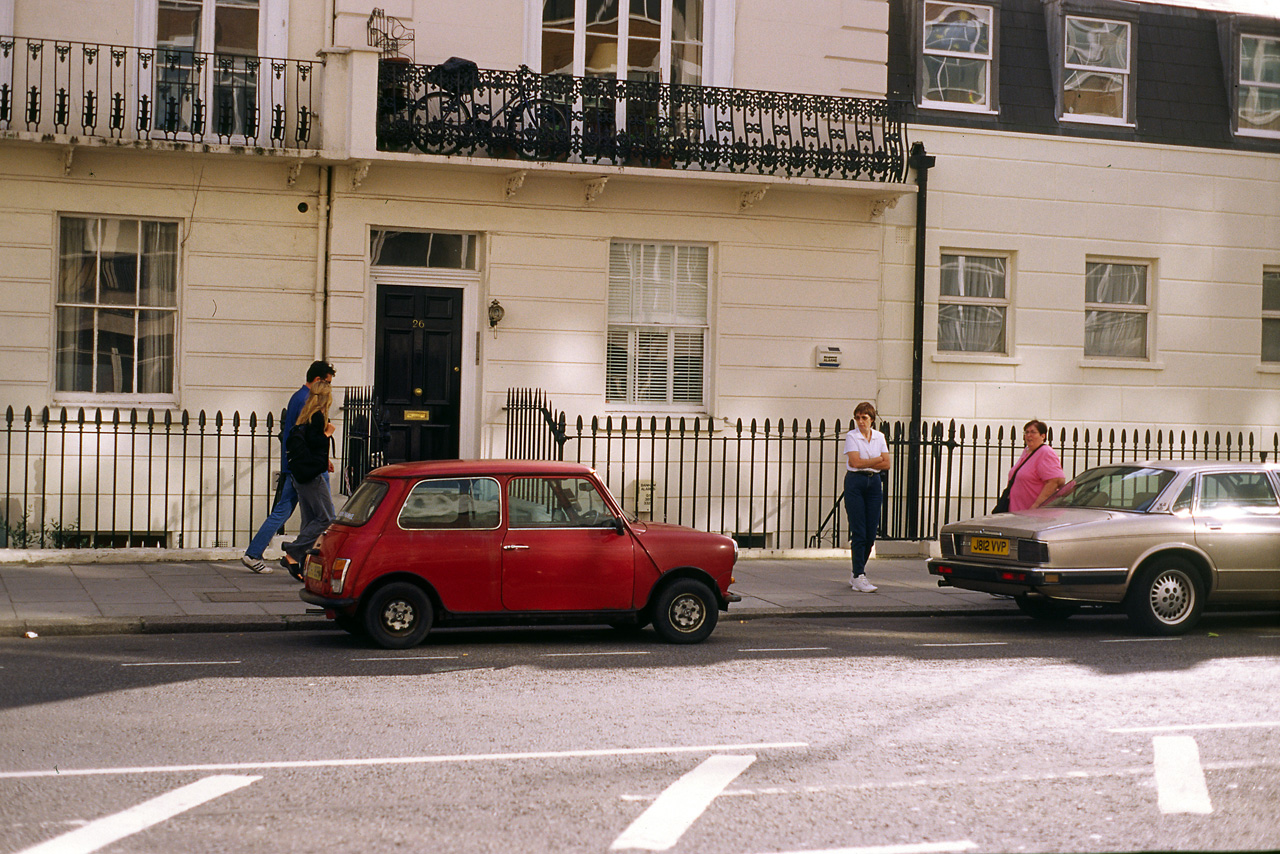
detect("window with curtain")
[921,2,994,111]
[1063,15,1130,122]
[1239,35,1280,137]
[156,0,260,137]
[541,0,704,85]
[937,253,1007,353]
[1263,270,1280,363]
[56,217,179,396]
[1085,261,1148,359]
[607,242,708,406]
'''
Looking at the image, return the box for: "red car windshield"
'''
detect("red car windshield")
[335,479,389,526]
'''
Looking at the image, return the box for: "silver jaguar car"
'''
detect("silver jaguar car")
[927,460,1280,634]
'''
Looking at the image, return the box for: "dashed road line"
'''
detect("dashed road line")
[611,754,755,850]
[751,844,978,854]
[740,647,831,652]
[1099,638,1181,643]
[350,660,465,665]
[119,661,241,667]
[15,775,258,854]
[917,642,1008,648]
[543,651,651,658]
[1153,736,1212,815]
[0,741,808,780]
[1109,721,1280,733]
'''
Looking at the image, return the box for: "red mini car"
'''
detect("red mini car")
[299,460,739,648]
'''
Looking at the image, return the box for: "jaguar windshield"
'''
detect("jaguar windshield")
[1044,465,1176,513]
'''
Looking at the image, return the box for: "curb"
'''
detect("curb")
[0,607,1018,638]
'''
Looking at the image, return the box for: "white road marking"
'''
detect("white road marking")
[1153,736,1213,815]
[751,843,977,854]
[611,754,755,850]
[1099,638,1181,643]
[119,661,241,667]
[750,844,977,854]
[1110,721,1280,733]
[350,660,465,665]
[0,741,807,780]
[14,775,258,854]
[740,647,831,652]
[542,651,651,657]
[916,643,1008,648]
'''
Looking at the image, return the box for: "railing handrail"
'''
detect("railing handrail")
[0,34,318,148]
[377,59,909,182]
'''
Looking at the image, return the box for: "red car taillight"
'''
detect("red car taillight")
[329,558,352,595]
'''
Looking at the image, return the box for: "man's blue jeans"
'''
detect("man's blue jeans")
[246,475,300,559]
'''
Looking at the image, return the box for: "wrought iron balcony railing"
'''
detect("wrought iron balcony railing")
[0,35,317,148]
[377,60,909,183]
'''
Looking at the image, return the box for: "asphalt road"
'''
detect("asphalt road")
[2,612,1278,854]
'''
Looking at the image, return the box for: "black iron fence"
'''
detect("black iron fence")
[0,389,380,549]
[377,59,909,182]
[0,35,317,147]
[505,388,1280,547]
[2,390,1276,550]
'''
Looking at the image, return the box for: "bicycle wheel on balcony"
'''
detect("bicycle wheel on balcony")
[409,92,469,155]
[507,98,570,160]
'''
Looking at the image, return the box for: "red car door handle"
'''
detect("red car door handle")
[503,544,530,551]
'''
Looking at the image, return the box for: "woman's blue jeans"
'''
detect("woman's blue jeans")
[843,471,883,576]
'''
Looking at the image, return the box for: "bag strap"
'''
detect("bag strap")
[1007,443,1044,487]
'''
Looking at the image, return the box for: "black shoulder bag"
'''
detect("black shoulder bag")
[992,444,1043,514]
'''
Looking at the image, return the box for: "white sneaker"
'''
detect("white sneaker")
[850,575,877,593]
[241,555,272,574]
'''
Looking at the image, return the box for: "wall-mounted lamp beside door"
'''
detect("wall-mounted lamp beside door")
[488,299,505,336]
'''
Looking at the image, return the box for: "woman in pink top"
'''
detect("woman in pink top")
[1007,419,1066,511]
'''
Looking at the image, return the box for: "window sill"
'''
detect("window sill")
[1257,363,1280,374]
[1060,115,1135,129]
[1078,358,1163,371]
[932,353,1022,366]
[918,103,999,117]
[50,396,181,414]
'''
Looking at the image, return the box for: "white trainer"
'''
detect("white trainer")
[241,555,272,574]
[850,574,877,593]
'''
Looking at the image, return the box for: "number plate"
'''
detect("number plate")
[969,536,1010,557]
[304,556,324,582]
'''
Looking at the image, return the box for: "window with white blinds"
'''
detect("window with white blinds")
[606,242,708,406]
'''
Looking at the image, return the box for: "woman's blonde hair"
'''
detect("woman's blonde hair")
[296,381,332,426]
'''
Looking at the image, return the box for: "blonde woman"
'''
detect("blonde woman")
[280,381,336,579]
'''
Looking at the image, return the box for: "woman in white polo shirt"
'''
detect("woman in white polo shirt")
[844,401,891,592]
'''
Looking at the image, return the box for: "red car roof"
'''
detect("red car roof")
[366,459,596,479]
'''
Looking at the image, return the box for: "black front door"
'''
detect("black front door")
[375,285,463,462]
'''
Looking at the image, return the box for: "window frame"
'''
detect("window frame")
[1044,0,1138,128]
[916,0,1000,115]
[605,240,711,412]
[1083,258,1152,362]
[936,251,1011,355]
[529,0,732,86]
[1262,268,1280,364]
[134,0,288,143]
[1061,14,1132,125]
[53,214,182,407]
[1235,31,1280,139]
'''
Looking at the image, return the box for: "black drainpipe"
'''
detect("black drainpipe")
[907,142,935,540]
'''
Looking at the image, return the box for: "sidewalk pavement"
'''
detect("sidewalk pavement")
[0,550,1018,638]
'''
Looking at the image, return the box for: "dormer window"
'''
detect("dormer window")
[1239,34,1280,138]
[1062,15,1131,124]
[920,2,996,112]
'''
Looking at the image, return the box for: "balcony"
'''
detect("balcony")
[0,35,318,150]
[376,60,909,184]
